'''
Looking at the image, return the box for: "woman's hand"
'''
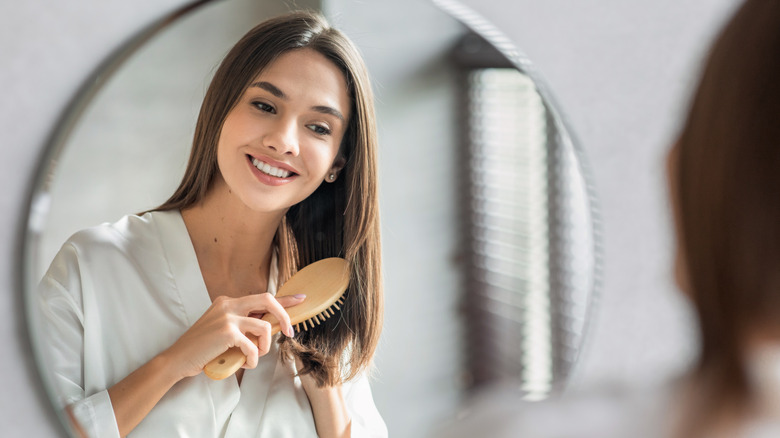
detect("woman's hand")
[107,293,304,437]
[163,293,305,380]
[295,357,352,438]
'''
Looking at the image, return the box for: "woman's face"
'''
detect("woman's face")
[215,48,350,214]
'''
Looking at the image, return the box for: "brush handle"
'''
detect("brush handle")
[203,319,282,380]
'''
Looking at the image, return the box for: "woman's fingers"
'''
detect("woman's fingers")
[277,294,307,308]
[236,317,275,368]
[240,317,271,349]
[235,332,260,369]
[168,293,306,378]
[235,293,304,338]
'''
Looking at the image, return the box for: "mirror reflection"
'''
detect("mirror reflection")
[25,1,598,437]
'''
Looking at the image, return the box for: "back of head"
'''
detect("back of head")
[674,0,780,434]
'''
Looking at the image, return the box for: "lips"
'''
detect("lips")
[252,158,292,178]
[247,155,298,179]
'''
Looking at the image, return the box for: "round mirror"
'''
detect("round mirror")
[23,0,600,436]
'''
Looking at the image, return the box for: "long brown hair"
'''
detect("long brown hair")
[673,0,780,433]
[155,11,383,386]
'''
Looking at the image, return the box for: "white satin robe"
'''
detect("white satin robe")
[36,210,387,438]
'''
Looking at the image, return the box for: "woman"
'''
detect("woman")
[668,0,780,435]
[38,11,385,438]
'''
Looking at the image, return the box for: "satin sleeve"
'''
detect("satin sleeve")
[343,371,388,438]
[36,243,121,438]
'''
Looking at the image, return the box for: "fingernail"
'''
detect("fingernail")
[287,325,295,337]
[293,294,306,299]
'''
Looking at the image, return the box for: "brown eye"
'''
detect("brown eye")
[252,101,276,114]
[307,124,331,136]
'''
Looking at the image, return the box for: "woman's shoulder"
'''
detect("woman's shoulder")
[65,210,177,254]
[41,210,182,292]
[51,210,182,273]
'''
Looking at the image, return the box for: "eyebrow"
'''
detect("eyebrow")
[250,81,346,122]
[251,81,286,99]
[312,105,345,122]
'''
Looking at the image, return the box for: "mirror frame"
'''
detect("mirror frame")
[18,0,603,434]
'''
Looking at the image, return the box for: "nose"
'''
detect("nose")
[264,118,299,156]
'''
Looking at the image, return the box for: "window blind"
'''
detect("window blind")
[464,68,555,399]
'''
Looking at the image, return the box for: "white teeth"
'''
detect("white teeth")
[251,158,292,178]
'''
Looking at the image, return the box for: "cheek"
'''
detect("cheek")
[215,135,233,175]
[304,142,341,176]
[215,116,252,168]
[307,156,331,181]
[220,109,259,147]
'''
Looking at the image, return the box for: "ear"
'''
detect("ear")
[325,155,346,183]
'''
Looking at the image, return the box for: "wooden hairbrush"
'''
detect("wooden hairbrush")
[203,257,350,380]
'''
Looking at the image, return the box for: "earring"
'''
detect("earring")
[328,173,336,182]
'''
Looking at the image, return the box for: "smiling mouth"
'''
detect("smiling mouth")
[249,156,296,178]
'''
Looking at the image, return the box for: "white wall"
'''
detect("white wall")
[0,0,741,436]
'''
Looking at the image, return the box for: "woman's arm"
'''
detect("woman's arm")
[105,293,302,436]
[296,358,352,438]
[297,360,388,438]
[106,353,180,437]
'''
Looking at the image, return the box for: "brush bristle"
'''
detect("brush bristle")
[292,297,345,333]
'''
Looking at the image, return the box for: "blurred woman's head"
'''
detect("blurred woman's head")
[670,0,780,432]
